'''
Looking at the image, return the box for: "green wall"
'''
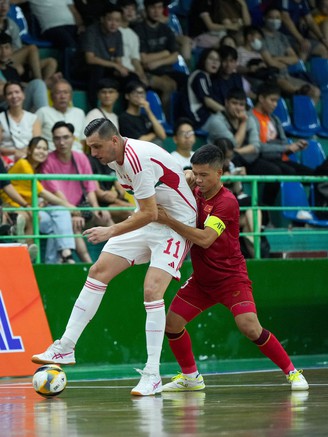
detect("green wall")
[34,259,328,365]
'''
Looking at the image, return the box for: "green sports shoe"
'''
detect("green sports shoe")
[162,373,205,392]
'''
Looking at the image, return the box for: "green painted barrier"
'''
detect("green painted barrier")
[34,259,328,366]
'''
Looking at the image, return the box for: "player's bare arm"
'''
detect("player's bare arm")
[84,195,157,244]
[157,205,218,249]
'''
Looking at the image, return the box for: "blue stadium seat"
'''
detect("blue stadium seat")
[172,54,190,74]
[317,91,328,138]
[146,90,173,134]
[288,59,307,75]
[169,91,208,137]
[168,0,193,17]
[168,12,183,35]
[7,5,53,48]
[301,140,326,169]
[280,181,328,226]
[291,95,321,137]
[310,57,328,90]
[272,97,302,136]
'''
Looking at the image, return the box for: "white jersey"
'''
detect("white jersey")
[108,138,197,223]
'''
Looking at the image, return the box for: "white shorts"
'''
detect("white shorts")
[102,222,194,280]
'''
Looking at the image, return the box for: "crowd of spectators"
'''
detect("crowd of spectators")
[0,0,327,262]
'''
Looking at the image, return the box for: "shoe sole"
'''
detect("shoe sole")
[162,386,205,392]
[130,389,162,396]
[31,356,75,365]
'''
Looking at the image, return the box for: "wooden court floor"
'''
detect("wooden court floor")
[1,367,327,436]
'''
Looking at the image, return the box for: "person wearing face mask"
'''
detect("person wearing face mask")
[276,0,328,60]
[237,26,280,95]
[261,8,321,104]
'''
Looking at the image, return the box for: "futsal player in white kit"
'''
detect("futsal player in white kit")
[32,118,197,396]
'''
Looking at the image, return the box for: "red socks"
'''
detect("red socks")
[254,329,294,374]
[166,329,198,374]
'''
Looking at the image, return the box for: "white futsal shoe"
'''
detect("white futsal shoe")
[31,340,76,365]
[162,373,205,392]
[131,368,162,396]
[286,370,309,391]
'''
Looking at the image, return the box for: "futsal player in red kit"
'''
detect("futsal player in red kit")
[157,143,309,392]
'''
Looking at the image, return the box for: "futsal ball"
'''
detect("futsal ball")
[32,364,67,398]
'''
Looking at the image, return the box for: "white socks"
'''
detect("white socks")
[62,277,107,345]
[144,299,165,375]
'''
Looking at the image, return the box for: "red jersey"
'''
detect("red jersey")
[191,186,251,288]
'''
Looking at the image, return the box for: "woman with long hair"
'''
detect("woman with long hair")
[0,81,41,166]
[0,136,76,263]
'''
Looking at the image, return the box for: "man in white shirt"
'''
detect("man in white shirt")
[170,117,196,170]
[36,79,86,151]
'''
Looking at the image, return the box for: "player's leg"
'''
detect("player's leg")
[233,308,309,391]
[162,277,212,392]
[31,252,130,365]
[131,267,172,396]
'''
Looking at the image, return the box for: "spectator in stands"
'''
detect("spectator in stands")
[188,0,250,49]
[41,121,113,262]
[0,81,41,166]
[73,0,108,26]
[85,78,120,129]
[133,0,188,117]
[261,8,321,103]
[88,155,133,223]
[214,45,254,103]
[276,0,328,60]
[181,48,224,136]
[1,135,77,263]
[36,79,86,152]
[0,153,33,244]
[120,0,149,86]
[208,87,285,209]
[81,5,137,108]
[251,83,314,175]
[213,137,268,259]
[0,33,48,112]
[312,0,328,41]
[14,0,85,49]
[219,34,238,49]
[120,0,143,26]
[0,0,58,86]
[170,117,195,170]
[158,3,193,64]
[118,80,166,145]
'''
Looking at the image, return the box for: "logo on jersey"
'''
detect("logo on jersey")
[168,261,175,269]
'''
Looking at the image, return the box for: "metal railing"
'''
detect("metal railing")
[0,174,327,262]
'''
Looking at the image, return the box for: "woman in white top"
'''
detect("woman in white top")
[0,81,41,165]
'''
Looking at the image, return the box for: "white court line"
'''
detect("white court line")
[2,383,328,390]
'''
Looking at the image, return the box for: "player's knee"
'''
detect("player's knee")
[236,315,261,340]
[165,328,185,340]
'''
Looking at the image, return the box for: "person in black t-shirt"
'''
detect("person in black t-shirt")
[118,81,166,145]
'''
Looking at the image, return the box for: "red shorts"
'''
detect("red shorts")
[170,274,256,322]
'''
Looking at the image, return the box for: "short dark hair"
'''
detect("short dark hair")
[256,82,281,98]
[213,138,234,157]
[191,144,225,169]
[173,117,194,135]
[226,87,247,102]
[84,118,119,138]
[144,0,165,7]
[51,121,75,134]
[97,78,120,92]
[243,25,263,39]
[124,80,146,94]
[219,45,238,61]
[0,33,12,46]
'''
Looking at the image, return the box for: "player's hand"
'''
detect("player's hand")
[83,226,112,244]
[184,169,196,190]
[156,205,172,224]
